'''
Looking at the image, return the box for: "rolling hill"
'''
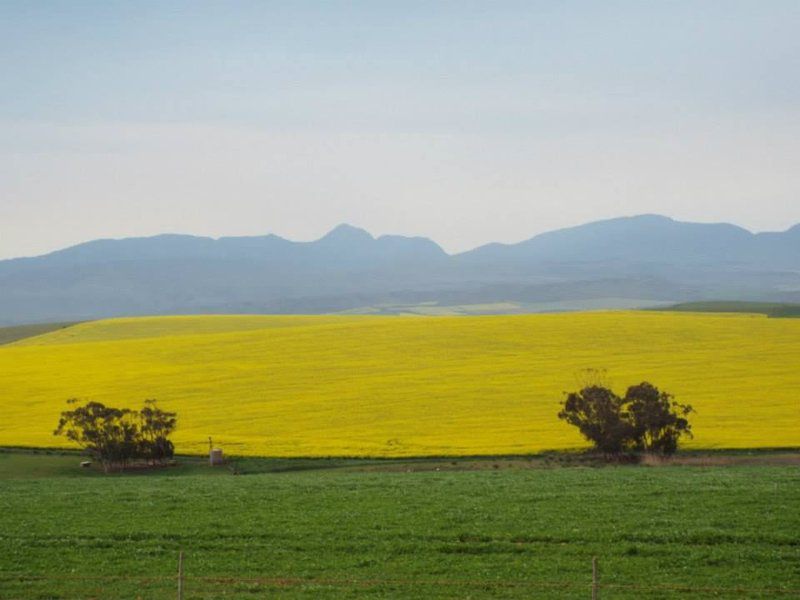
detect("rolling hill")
[1,311,798,456]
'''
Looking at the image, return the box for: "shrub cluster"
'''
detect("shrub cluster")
[558,381,694,455]
[54,399,176,471]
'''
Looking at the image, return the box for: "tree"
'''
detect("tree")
[54,399,177,471]
[558,381,693,456]
[138,399,177,465]
[558,385,636,454]
[54,399,139,471]
[625,382,694,454]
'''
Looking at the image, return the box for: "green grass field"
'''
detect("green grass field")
[663,301,800,318]
[1,453,798,599]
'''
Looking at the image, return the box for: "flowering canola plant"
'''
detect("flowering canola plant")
[1,312,798,456]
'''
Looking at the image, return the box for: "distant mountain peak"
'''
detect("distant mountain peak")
[619,213,673,223]
[319,224,374,243]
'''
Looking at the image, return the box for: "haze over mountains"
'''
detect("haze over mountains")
[1,214,799,325]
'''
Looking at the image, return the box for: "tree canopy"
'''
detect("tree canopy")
[558,381,693,455]
[54,399,176,471]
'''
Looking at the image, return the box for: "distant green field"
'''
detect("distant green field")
[339,298,672,316]
[1,453,798,599]
[663,301,800,318]
[0,322,79,345]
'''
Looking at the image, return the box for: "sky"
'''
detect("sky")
[1,1,799,259]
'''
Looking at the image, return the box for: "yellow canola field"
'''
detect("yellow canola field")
[1,312,798,456]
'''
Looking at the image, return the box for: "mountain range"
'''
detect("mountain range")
[1,214,799,325]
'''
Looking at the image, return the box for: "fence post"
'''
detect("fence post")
[177,550,184,600]
[591,556,599,600]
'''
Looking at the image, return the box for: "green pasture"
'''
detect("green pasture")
[1,452,798,599]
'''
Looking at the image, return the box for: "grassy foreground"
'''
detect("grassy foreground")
[1,453,798,599]
[1,311,800,456]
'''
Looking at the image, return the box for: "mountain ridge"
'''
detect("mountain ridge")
[1,214,799,325]
[6,214,799,264]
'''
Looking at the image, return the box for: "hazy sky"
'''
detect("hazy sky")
[1,1,799,259]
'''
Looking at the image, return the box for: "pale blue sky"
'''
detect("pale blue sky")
[1,1,799,258]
